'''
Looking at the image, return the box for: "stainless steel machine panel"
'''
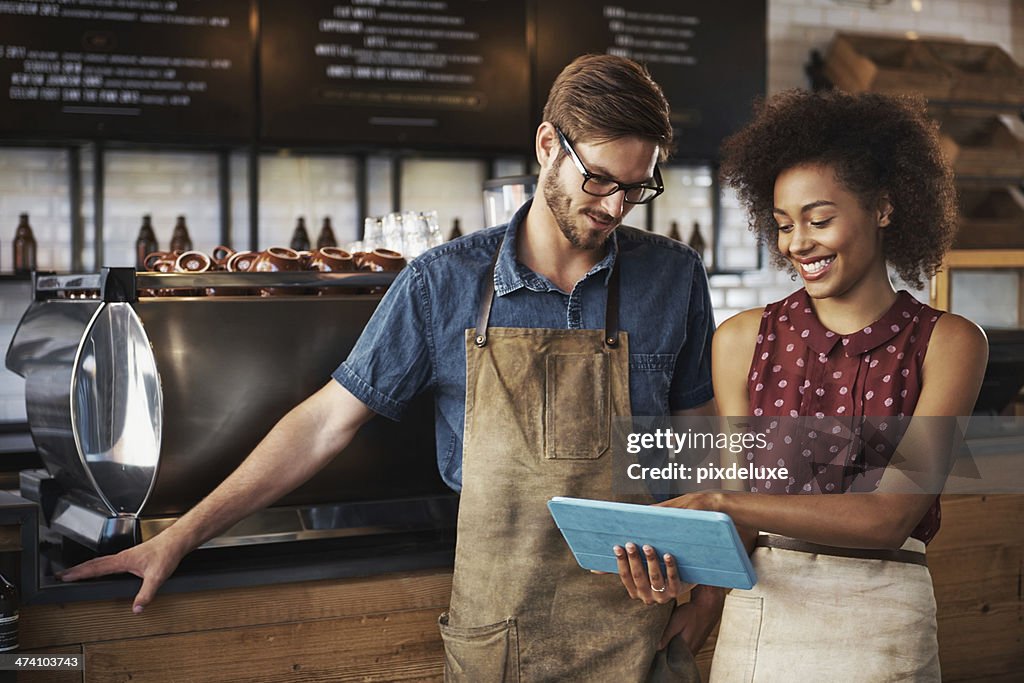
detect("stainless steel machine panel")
[73,302,162,515]
[8,300,104,500]
[8,271,449,551]
[134,294,442,515]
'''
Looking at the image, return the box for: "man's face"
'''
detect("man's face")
[541,134,660,251]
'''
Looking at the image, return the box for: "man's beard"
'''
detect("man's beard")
[543,165,618,250]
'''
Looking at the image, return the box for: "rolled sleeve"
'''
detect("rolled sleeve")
[669,263,715,410]
[333,264,435,421]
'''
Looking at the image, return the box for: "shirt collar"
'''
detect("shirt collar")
[493,198,619,296]
[784,289,923,358]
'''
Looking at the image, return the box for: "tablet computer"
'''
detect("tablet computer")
[547,497,757,590]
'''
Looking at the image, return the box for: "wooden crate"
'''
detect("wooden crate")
[824,33,952,99]
[936,109,1024,179]
[926,39,1024,104]
[955,184,1024,249]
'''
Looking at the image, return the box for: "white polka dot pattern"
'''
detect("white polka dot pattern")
[743,289,945,543]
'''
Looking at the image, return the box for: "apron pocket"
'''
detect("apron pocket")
[545,353,610,459]
[438,612,520,682]
[710,594,763,683]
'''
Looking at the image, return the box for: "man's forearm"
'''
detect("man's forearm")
[157,381,372,553]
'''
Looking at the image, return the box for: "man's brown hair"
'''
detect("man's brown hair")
[542,54,673,161]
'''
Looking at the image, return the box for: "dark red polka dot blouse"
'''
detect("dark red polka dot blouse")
[747,289,943,543]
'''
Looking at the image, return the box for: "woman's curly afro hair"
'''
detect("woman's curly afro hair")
[719,89,958,289]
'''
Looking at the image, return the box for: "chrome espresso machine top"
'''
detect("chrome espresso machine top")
[6,268,455,554]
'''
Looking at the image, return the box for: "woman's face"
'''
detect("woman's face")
[773,163,891,300]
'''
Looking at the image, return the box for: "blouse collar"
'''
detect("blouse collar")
[780,289,924,358]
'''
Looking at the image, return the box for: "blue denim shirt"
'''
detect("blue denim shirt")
[334,200,714,491]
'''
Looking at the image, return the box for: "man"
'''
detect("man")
[62,54,719,681]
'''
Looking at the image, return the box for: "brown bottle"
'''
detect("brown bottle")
[135,214,159,270]
[448,217,462,242]
[667,220,682,242]
[290,217,311,251]
[169,215,192,253]
[687,220,707,261]
[12,213,36,274]
[316,217,337,248]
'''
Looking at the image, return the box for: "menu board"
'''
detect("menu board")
[260,0,530,150]
[0,0,253,142]
[534,1,766,162]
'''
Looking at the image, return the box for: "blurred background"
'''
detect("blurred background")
[0,0,1022,421]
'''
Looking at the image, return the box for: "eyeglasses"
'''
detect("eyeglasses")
[556,128,664,204]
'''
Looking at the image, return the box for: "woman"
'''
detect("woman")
[615,89,988,680]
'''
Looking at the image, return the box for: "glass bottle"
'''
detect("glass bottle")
[448,217,462,242]
[316,217,337,248]
[12,213,37,274]
[667,220,682,242]
[290,217,311,251]
[0,572,17,652]
[135,214,159,270]
[687,220,707,261]
[169,215,192,253]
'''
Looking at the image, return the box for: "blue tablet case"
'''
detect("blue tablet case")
[547,497,757,590]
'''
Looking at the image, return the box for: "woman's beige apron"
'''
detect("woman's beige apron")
[438,256,700,682]
[710,535,940,682]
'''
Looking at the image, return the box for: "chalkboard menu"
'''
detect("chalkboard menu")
[534,1,766,161]
[0,0,253,142]
[259,0,530,151]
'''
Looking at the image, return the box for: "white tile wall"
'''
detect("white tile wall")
[0,281,30,422]
[100,150,221,267]
[0,0,1019,420]
[400,158,487,236]
[0,147,74,273]
[256,155,361,249]
[651,166,715,260]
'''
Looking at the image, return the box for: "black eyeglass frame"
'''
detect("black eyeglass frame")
[555,128,665,204]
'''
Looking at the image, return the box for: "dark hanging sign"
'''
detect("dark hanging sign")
[0,0,253,143]
[259,0,530,151]
[534,1,766,162]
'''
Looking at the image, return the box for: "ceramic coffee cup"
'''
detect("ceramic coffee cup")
[251,246,304,296]
[356,248,406,272]
[174,251,212,273]
[226,250,258,272]
[308,247,355,273]
[144,251,172,272]
[308,247,356,296]
[211,245,235,269]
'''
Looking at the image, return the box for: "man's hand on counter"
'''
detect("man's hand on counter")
[55,381,375,614]
[56,530,192,613]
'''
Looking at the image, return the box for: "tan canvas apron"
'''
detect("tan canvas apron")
[710,535,940,682]
[438,255,700,682]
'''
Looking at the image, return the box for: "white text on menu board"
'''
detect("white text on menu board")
[0,1,232,112]
[316,0,483,85]
[603,5,699,66]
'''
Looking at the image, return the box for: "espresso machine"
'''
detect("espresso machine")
[6,268,456,555]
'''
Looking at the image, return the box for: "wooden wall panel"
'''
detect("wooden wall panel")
[929,494,1024,681]
[82,609,444,683]
[22,569,453,649]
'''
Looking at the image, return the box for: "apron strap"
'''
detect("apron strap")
[474,254,499,348]
[474,245,621,349]
[604,262,621,348]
